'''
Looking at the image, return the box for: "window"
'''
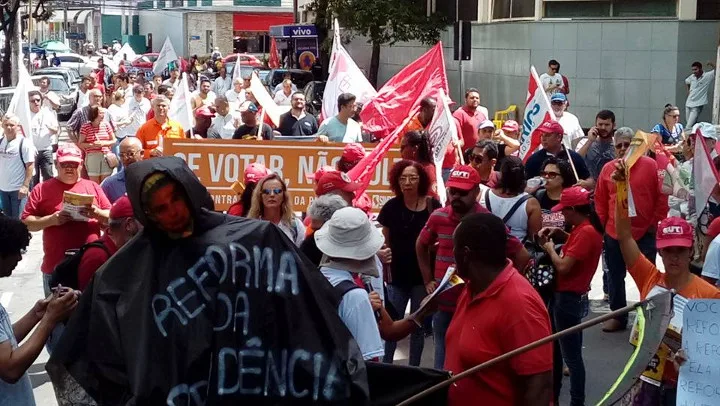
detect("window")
[697,0,720,19]
[493,0,535,19]
[544,0,676,18]
[171,0,183,6]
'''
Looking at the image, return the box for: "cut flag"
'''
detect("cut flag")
[519,66,555,162]
[426,89,457,205]
[153,37,179,75]
[269,37,280,69]
[692,131,720,217]
[249,72,290,127]
[360,42,449,139]
[8,62,35,138]
[322,19,377,123]
[168,73,194,135]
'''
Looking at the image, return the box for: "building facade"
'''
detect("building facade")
[344,0,720,131]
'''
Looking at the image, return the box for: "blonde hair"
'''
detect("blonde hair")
[247,174,294,226]
[112,89,125,103]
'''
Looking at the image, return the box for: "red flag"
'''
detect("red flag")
[269,37,280,69]
[359,42,449,139]
[519,66,555,162]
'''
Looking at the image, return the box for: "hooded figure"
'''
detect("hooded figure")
[47,157,370,405]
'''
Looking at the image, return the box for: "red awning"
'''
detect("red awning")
[233,13,293,32]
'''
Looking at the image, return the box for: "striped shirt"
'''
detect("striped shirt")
[79,121,114,154]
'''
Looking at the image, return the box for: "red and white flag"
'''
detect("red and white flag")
[321,19,377,123]
[426,89,457,205]
[693,130,720,216]
[519,66,555,162]
[269,37,281,69]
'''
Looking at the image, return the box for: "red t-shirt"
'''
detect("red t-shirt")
[452,106,487,155]
[707,216,720,242]
[77,235,118,291]
[557,220,603,294]
[445,261,552,406]
[442,120,464,169]
[22,178,112,274]
[421,162,439,200]
[227,201,244,216]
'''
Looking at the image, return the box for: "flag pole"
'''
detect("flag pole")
[562,139,580,181]
[395,291,672,406]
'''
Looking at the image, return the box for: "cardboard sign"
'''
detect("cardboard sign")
[165,138,402,212]
[677,299,720,406]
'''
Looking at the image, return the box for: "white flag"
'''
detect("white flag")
[113,43,137,65]
[8,63,35,138]
[321,19,376,121]
[231,53,243,84]
[249,72,290,127]
[426,89,457,205]
[519,66,555,162]
[153,37,179,75]
[168,73,193,133]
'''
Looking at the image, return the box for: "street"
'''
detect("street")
[1,229,643,405]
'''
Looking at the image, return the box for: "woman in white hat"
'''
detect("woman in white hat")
[315,207,385,361]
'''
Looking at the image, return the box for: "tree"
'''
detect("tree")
[308,0,450,87]
[1,0,51,86]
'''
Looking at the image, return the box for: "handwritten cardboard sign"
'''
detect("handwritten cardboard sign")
[165,138,402,212]
[677,299,720,406]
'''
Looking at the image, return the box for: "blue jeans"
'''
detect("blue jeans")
[686,105,703,129]
[113,137,124,172]
[0,190,27,219]
[33,149,54,186]
[42,273,65,355]
[552,292,589,406]
[604,232,657,324]
[432,310,453,370]
[383,284,426,366]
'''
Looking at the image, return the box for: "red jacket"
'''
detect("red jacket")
[595,156,668,240]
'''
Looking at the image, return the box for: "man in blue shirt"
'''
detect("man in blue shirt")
[101,137,144,203]
[317,93,363,143]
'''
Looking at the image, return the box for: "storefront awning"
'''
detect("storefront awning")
[48,9,93,24]
[233,13,293,32]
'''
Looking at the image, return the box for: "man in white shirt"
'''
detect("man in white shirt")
[28,91,58,185]
[225,78,246,106]
[550,93,584,148]
[77,76,94,109]
[162,68,181,90]
[212,67,231,97]
[0,114,35,219]
[273,79,293,106]
[539,59,564,99]
[317,93,363,143]
[125,85,152,138]
[273,72,297,94]
[209,96,239,139]
[685,61,716,129]
[37,76,59,113]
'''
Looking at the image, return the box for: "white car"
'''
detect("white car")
[49,52,98,76]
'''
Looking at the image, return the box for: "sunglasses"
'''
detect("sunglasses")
[262,188,283,196]
[541,171,561,179]
[30,98,42,103]
[615,142,631,149]
[59,162,80,169]
[470,154,485,164]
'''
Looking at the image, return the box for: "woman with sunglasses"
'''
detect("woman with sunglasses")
[536,157,577,230]
[482,156,542,242]
[651,104,685,154]
[248,173,305,246]
[78,106,116,184]
[378,159,441,367]
[538,186,604,406]
[400,130,438,199]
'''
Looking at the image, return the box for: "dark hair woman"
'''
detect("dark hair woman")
[538,186,604,406]
[378,159,441,367]
[536,157,577,230]
[400,130,438,199]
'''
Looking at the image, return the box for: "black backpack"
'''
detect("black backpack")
[50,241,110,290]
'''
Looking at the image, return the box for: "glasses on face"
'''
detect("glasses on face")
[399,176,420,183]
[470,154,485,164]
[667,114,680,119]
[615,142,631,149]
[59,162,79,169]
[262,188,283,196]
[541,171,561,179]
[119,151,139,158]
[448,188,470,197]
[30,98,41,103]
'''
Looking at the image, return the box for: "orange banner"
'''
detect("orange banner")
[165,139,402,212]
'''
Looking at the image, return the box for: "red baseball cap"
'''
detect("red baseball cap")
[243,163,272,185]
[537,121,564,135]
[317,171,361,196]
[446,165,481,191]
[110,196,134,220]
[57,144,83,164]
[656,217,693,249]
[195,106,215,118]
[551,186,591,212]
[501,120,519,133]
[342,143,366,163]
[307,165,335,181]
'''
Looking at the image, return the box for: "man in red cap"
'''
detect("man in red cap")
[493,120,521,168]
[190,106,215,139]
[22,144,112,297]
[524,121,590,180]
[76,196,142,291]
[337,143,366,172]
[416,164,530,370]
[316,171,361,205]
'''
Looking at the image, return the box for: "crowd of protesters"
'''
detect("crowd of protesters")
[0,53,719,406]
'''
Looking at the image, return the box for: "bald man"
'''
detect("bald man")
[67,88,106,144]
[100,137,144,203]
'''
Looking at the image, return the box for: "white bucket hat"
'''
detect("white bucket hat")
[692,122,718,141]
[314,207,384,262]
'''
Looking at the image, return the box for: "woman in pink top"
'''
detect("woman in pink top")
[78,106,116,183]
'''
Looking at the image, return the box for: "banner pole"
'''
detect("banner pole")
[395,292,670,406]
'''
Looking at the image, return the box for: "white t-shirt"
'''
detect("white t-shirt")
[29,107,58,151]
[0,136,35,191]
[557,111,584,147]
[77,89,90,108]
[702,233,720,286]
[210,113,239,140]
[162,78,180,90]
[212,76,231,96]
[539,72,564,97]
[125,97,152,137]
[273,90,293,106]
[685,70,716,108]
[317,116,363,143]
[274,82,297,94]
[225,88,246,104]
[277,217,307,247]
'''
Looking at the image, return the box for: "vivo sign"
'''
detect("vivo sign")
[270,25,318,37]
